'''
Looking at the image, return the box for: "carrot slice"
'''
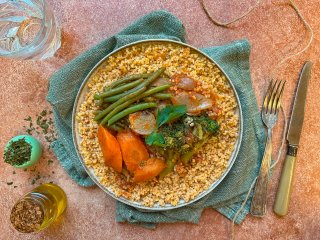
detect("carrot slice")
[97,125,122,172]
[116,130,149,173]
[133,158,167,183]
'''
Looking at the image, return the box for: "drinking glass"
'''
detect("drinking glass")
[0,0,61,60]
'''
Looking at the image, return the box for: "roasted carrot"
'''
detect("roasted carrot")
[116,130,149,173]
[133,158,166,183]
[97,125,122,172]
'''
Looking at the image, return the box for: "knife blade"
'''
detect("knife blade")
[274,61,312,216]
[287,61,313,147]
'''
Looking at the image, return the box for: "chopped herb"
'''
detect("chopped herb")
[40,110,47,117]
[7,182,13,185]
[48,160,54,165]
[23,169,27,172]
[49,181,54,184]
[24,116,32,122]
[41,124,49,134]
[31,179,36,185]
[4,138,32,166]
[23,108,57,148]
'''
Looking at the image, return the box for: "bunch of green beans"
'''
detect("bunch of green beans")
[94,73,150,100]
[94,68,170,127]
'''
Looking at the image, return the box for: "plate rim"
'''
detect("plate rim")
[72,39,243,211]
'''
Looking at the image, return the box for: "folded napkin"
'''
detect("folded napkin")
[47,10,265,227]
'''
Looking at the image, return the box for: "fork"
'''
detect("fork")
[250,79,285,217]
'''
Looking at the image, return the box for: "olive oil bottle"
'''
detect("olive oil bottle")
[10,183,67,233]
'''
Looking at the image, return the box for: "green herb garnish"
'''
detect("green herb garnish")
[145,132,165,147]
[156,105,187,127]
[24,116,32,122]
[23,109,57,146]
[40,109,47,117]
[4,138,32,166]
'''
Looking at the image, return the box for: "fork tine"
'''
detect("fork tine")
[268,80,280,114]
[263,80,273,113]
[275,80,286,113]
[270,80,282,113]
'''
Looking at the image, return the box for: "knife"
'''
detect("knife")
[273,61,312,217]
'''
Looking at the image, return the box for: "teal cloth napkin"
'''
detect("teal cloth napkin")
[47,10,265,227]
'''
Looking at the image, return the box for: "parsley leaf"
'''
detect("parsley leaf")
[145,132,165,147]
[156,105,187,128]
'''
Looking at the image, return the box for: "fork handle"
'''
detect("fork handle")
[250,129,272,217]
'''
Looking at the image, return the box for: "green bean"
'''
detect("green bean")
[108,73,150,89]
[107,102,157,126]
[94,79,144,100]
[96,74,149,100]
[100,84,171,125]
[181,137,209,165]
[153,93,172,100]
[143,96,156,102]
[181,151,194,165]
[159,159,175,178]
[104,68,166,102]
[94,110,102,115]
[107,124,122,132]
[94,86,146,122]
[101,103,110,109]
[115,121,126,128]
[96,99,104,107]
[159,150,178,178]
[139,67,166,87]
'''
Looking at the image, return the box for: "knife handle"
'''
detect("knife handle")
[273,145,298,216]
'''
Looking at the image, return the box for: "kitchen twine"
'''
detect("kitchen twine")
[199,0,314,239]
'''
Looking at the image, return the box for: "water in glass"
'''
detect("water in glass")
[0,0,60,59]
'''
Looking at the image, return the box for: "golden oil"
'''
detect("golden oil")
[11,183,67,233]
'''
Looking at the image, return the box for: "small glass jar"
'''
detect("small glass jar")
[10,183,67,233]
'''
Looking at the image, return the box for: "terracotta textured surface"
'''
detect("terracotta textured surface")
[0,0,319,239]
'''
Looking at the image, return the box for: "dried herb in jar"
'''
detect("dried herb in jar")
[4,138,32,166]
[10,200,44,233]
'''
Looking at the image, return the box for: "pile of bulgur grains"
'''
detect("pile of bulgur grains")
[76,42,239,207]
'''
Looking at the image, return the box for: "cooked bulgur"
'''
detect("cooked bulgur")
[76,42,239,207]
